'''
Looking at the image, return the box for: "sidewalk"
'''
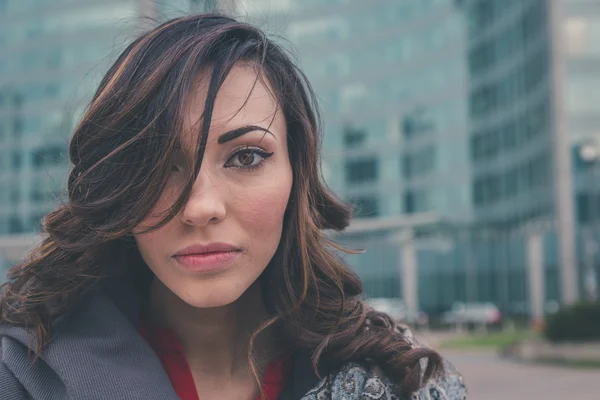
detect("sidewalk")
[442,349,599,400]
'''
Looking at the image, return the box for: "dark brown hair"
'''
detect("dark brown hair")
[0,14,442,395]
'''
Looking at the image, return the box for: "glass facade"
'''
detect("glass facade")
[467,0,554,227]
[0,0,143,235]
[463,0,600,308]
[2,0,596,312]
[316,0,596,313]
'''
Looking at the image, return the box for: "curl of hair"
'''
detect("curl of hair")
[0,14,443,395]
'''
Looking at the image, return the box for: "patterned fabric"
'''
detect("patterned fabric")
[300,325,467,400]
[300,360,466,400]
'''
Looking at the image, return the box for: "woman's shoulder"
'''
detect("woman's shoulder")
[0,293,181,400]
[302,359,466,400]
[301,326,467,400]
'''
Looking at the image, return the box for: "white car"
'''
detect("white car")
[365,298,429,327]
[366,298,407,321]
[442,302,502,326]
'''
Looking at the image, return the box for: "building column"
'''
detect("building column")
[400,230,418,317]
[527,232,545,322]
[549,0,579,304]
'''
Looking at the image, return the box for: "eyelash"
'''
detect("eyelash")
[224,146,274,171]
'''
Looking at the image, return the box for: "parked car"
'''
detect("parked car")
[442,302,502,330]
[365,298,429,328]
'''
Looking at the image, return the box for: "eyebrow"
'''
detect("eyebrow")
[217,125,275,144]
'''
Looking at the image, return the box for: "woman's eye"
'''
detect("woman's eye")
[225,148,273,169]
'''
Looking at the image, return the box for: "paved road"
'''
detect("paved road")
[440,349,600,400]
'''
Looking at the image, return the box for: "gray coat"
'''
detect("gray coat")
[0,287,466,399]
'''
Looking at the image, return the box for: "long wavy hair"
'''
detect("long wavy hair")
[0,14,442,394]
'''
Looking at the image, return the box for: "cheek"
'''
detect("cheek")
[134,225,172,264]
[231,179,291,237]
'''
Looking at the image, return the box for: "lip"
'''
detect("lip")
[173,243,242,273]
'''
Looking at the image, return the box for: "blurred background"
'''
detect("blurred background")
[1,0,599,398]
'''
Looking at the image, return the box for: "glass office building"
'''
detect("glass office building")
[463,0,564,312]
[468,0,554,227]
[0,0,142,235]
[3,0,596,314]
[465,0,600,307]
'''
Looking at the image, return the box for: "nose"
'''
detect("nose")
[178,170,227,227]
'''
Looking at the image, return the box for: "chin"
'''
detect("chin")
[174,279,251,309]
[182,294,241,309]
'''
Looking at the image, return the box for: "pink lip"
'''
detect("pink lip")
[173,243,242,273]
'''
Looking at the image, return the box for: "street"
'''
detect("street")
[441,349,600,400]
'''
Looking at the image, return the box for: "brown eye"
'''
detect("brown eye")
[225,147,274,170]
[236,150,255,166]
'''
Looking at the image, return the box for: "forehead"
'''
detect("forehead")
[184,63,284,139]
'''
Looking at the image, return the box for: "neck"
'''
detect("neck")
[146,279,277,380]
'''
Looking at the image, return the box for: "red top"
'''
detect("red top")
[139,320,290,400]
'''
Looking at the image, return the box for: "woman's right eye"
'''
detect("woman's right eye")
[171,164,182,173]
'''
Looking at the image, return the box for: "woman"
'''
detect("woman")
[0,14,466,400]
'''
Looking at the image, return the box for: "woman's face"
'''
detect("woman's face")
[133,64,293,308]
